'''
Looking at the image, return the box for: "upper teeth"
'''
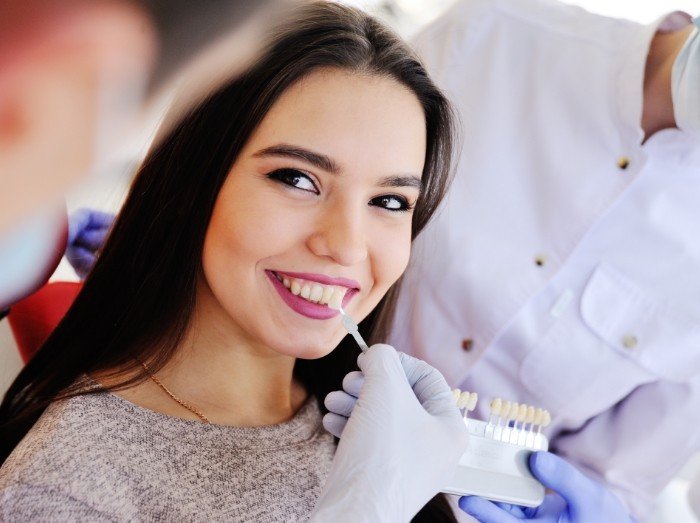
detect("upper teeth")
[275,273,348,306]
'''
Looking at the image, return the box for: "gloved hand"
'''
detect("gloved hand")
[66,208,115,278]
[310,344,468,523]
[459,451,635,523]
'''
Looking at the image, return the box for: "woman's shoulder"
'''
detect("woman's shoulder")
[0,390,138,499]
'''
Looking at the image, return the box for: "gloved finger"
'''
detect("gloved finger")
[341,371,364,397]
[324,390,357,418]
[84,210,115,230]
[396,351,457,418]
[536,493,567,516]
[458,496,522,523]
[493,502,527,517]
[322,412,348,439]
[528,451,600,513]
[67,209,93,245]
[66,246,96,278]
[356,344,408,385]
[75,228,109,250]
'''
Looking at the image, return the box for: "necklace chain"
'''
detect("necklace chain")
[140,362,211,424]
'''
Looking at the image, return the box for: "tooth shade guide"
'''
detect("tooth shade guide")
[442,403,550,507]
[328,287,347,310]
[451,392,550,448]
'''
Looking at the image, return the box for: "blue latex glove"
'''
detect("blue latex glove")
[310,344,468,522]
[459,451,635,523]
[66,208,115,278]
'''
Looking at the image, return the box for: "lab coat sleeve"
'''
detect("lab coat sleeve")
[551,376,700,518]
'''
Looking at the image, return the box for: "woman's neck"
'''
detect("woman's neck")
[642,24,693,140]
[105,284,308,426]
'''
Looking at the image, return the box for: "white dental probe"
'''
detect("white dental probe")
[328,288,369,352]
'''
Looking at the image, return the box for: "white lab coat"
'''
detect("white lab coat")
[390,0,700,516]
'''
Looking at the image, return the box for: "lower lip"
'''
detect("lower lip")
[265,271,357,320]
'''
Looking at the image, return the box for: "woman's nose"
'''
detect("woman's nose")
[306,205,368,267]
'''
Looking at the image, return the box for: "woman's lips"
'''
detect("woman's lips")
[274,270,360,290]
[265,270,358,320]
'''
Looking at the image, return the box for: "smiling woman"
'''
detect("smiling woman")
[0,2,456,521]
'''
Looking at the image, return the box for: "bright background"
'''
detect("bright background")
[340,0,699,37]
[1,1,698,521]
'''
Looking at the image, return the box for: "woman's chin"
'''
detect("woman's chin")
[266,327,348,360]
[286,344,338,361]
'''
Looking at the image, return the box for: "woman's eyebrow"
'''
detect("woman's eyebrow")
[378,175,423,191]
[253,143,423,190]
[253,144,341,174]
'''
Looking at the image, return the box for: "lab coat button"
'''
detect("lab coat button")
[621,335,638,349]
[461,338,474,352]
[617,156,630,170]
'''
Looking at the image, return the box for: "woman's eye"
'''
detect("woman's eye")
[369,194,413,212]
[267,168,318,193]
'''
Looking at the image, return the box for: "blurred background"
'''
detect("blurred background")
[1,1,698,521]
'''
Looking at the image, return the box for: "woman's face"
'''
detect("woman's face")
[201,68,427,359]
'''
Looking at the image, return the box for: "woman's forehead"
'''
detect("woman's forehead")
[245,68,427,177]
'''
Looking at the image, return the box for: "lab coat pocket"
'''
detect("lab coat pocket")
[579,263,700,383]
[519,263,700,415]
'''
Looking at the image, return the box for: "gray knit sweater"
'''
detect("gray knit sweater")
[0,382,335,522]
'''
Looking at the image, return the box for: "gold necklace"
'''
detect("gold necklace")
[140,362,211,424]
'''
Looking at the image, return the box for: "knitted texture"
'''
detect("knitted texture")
[0,382,335,522]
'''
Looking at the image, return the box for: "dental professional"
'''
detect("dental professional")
[0,3,468,521]
[385,0,700,519]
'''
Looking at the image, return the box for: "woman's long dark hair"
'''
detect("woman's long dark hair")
[1,2,456,520]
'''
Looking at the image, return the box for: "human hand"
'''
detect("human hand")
[311,344,468,522]
[66,208,115,278]
[459,451,634,523]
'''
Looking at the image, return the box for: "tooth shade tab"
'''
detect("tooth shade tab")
[328,287,347,310]
[467,392,478,411]
[490,398,502,416]
[525,406,535,424]
[534,408,544,425]
[541,410,551,427]
[457,391,471,409]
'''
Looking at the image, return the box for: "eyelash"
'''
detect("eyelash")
[266,168,414,213]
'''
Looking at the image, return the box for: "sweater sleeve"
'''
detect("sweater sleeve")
[1,483,115,522]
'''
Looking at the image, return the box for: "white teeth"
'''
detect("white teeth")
[309,284,324,303]
[321,286,334,305]
[277,273,352,307]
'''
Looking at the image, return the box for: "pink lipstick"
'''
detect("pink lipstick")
[265,270,358,320]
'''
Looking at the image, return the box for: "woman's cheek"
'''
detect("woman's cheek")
[373,227,412,288]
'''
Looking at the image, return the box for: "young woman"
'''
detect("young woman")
[0,2,458,520]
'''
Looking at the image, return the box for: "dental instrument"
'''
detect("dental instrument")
[442,391,550,507]
[328,287,369,352]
